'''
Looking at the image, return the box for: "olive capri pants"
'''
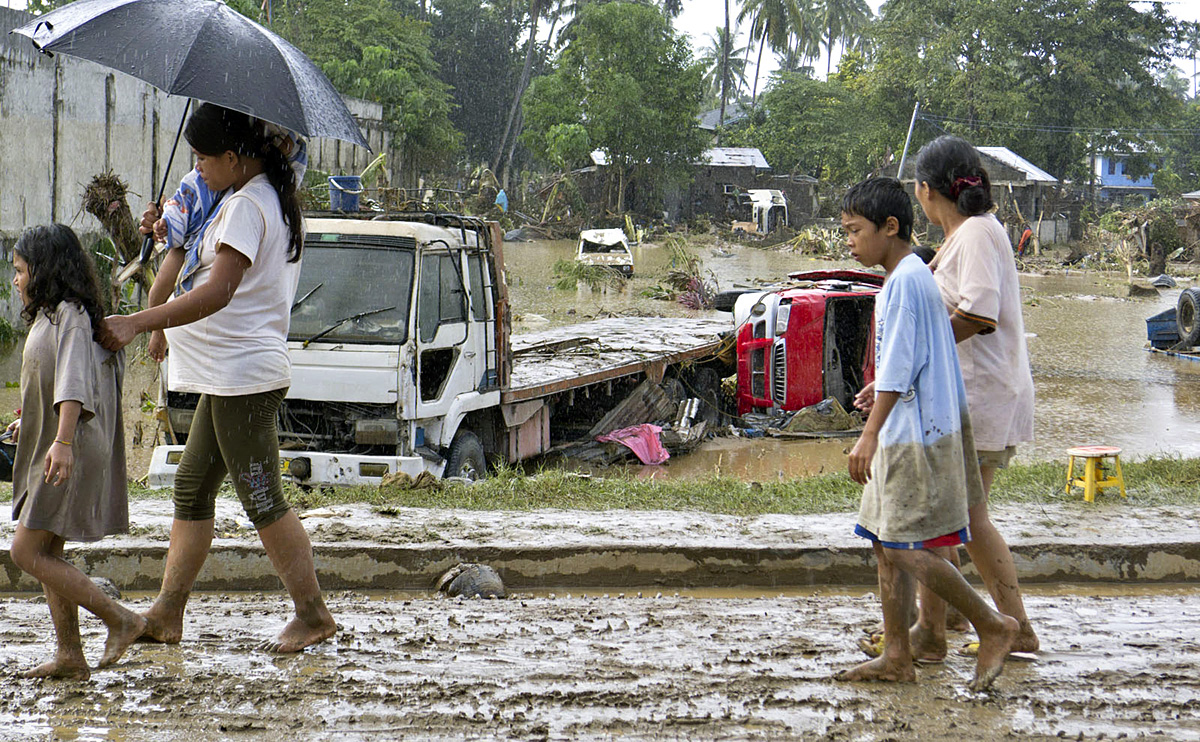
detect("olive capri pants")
[172,388,292,529]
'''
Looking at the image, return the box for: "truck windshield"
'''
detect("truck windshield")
[289,239,415,345]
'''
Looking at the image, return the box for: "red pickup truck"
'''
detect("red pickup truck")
[728,269,883,416]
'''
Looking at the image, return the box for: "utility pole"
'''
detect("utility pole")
[897,101,920,180]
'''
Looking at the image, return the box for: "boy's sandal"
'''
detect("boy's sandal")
[957,641,1038,662]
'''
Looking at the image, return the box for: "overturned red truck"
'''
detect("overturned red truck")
[726,270,883,417]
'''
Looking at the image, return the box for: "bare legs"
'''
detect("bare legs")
[141,513,336,652]
[839,542,1019,691]
[911,465,1039,659]
[10,525,146,678]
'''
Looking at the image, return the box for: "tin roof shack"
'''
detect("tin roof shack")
[900,145,1076,247]
[665,147,817,227]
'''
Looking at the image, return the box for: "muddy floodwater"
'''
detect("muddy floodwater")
[0,239,1197,480]
[0,585,1197,740]
[506,239,1200,477]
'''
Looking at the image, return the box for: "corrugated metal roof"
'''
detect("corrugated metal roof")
[977,146,1058,183]
[702,147,770,170]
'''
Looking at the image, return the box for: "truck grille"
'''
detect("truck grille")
[772,340,787,406]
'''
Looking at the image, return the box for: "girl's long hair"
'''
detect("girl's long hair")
[914,135,995,217]
[184,102,303,262]
[14,224,106,333]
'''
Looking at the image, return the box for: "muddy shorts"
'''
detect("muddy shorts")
[172,388,292,529]
[977,446,1018,470]
[853,524,971,550]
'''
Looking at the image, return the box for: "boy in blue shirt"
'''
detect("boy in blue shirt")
[837,178,1018,691]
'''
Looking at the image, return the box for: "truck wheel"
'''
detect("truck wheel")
[445,431,487,481]
[1178,288,1200,347]
[713,289,755,313]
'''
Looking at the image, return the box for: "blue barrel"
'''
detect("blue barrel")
[328,175,362,212]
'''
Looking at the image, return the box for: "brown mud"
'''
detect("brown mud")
[0,586,1197,740]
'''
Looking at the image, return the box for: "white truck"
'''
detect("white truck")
[147,212,731,487]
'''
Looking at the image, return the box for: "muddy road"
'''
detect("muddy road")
[1,586,1197,740]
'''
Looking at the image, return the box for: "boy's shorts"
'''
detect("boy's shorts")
[978,446,1018,470]
[853,524,971,550]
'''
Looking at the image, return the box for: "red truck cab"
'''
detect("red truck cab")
[733,269,883,416]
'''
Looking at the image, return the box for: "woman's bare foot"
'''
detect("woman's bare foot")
[945,605,971,633]
[139,607,184,644]
[835,655,916,683]
[1012,620,1039,654]
[98,612,148,668]
[261,615,338,653]
[21,656,90,681]
[970,615,1019,691]
[907,623,948,663]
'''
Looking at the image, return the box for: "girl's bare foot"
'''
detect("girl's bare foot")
[261,615,338,653]
[1012,620,1039,654]
[907,623,948,663]
[835,655,916,683]
[139,608,184,644]
[98,612,148,668]
[21,657,90,681]
[970,615,1019,691]
[945,605,971,633]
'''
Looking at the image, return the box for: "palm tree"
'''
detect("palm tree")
[738,0,804,105]
[698,26,749,104]
[813,0,871,78]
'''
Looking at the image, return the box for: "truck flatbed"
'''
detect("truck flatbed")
[505,316,732,403]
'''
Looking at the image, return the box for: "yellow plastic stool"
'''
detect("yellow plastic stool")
[1065,446,1126,503]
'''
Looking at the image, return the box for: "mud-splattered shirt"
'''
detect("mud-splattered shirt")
[856,253,983,544]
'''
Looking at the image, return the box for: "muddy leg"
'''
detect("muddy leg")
[257,510,337,653]
[10,527,145,674]
[141,518,214,644]
[887,547,1018,691]
[965,466,1038,653]
[837,543,916,683]
[910,545,954,663]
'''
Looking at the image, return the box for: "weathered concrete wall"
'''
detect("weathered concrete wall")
[0,6,393,251]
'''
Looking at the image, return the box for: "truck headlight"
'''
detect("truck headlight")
[775,304,791,335]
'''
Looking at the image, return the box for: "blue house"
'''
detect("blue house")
[1093,153,1155,201]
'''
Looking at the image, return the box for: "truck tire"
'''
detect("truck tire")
[1178,288,1200,347]
[713,289,755,312]
[445,431,487,481]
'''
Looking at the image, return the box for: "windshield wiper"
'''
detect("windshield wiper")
[291,282,323,313]
[302,305,397,348]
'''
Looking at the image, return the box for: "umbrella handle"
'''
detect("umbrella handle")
[136,100,191,265]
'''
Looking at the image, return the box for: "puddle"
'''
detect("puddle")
[1,585,1197,740]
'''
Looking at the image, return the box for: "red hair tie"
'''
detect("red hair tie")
[950,176,982,199]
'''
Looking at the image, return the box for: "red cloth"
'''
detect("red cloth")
[596,423,670,465]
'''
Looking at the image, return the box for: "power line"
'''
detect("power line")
[918,112,1200,137]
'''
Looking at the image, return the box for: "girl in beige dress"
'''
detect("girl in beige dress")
[8,224,145,679]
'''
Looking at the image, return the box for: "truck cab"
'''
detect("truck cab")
[734,269,881,415]
[150,213,507,487]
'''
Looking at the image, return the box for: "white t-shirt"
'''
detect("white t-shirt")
[929,214,1035,451]
[165,173,301,395]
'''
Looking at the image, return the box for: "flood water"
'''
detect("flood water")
[505,237,1200,477]
[1,237,1196,480]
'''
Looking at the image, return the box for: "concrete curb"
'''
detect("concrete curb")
[3,501,1199,592]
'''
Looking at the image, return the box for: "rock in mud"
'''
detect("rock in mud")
[437,563,507,599]
[91,576,122,600]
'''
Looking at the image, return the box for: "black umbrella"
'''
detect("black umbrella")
[11,0,368,148]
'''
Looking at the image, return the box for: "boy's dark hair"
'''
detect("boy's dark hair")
[185,102,303,263]
[914,135,994,216]
[14,224,106,334]
[841,177,913,241]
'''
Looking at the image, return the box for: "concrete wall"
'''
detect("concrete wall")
[0,6,394,249]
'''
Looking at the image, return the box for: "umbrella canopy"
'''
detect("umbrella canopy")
[11,0,369,148]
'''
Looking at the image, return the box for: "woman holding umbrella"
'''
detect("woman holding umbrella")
[100,103,336,652]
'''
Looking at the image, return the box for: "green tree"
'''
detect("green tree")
[522,2,706,213]
[738,0,805,105]
[697,26,749,106]
[272,0,459,183]
[863,0,1183,184]
[814,0,871,78]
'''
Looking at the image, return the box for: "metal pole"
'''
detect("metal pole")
[897,101,920,180]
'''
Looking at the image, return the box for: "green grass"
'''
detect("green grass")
[4,455,1197,514]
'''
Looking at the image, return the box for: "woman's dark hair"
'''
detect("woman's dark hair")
[14,224,106,334]
[914,135,994,217]
[184,102,303,262]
